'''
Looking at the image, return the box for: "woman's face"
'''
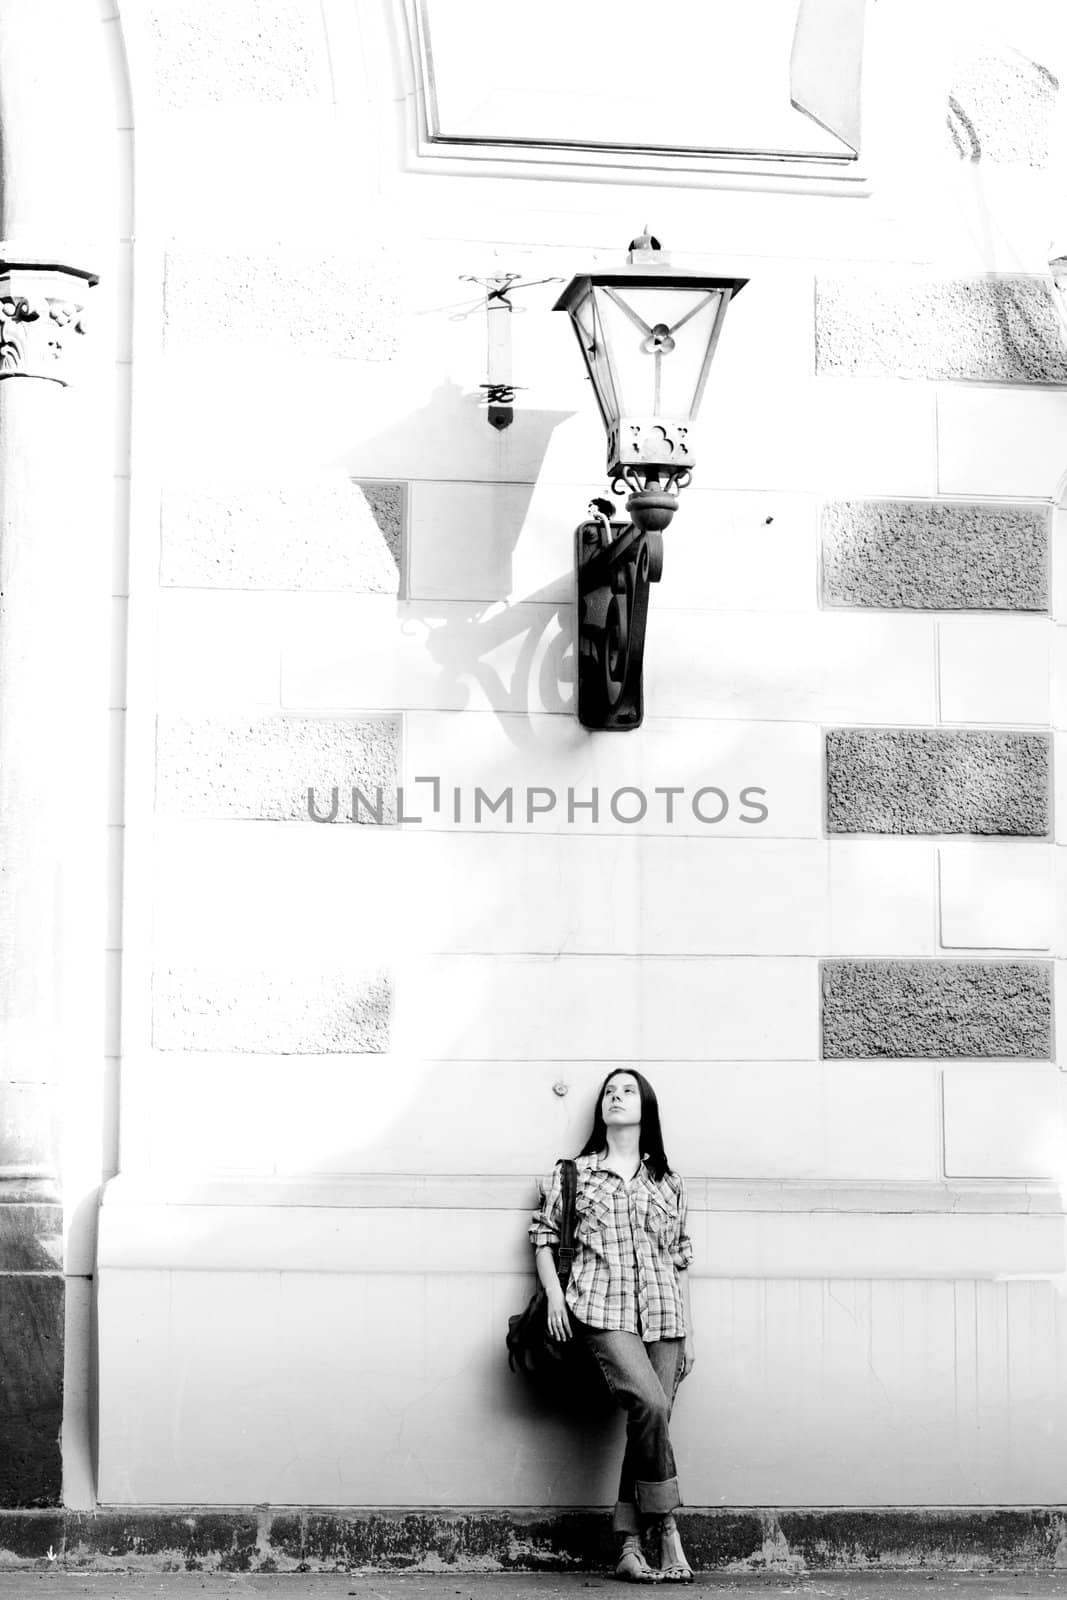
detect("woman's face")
[602,1071,642,1130]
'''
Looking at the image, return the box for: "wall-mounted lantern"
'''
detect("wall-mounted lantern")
[554,236,746,730]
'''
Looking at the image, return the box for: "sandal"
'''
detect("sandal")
[656,1517,694,1583]
[615,1544,660,1583]
[657,1563,693,1584]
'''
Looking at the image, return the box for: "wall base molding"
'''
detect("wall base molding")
[3,1507,1067,1574]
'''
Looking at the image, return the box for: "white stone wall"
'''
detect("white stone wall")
[94,0,1067,1508]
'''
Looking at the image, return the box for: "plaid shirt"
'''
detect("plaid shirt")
[528,1152,693,1342]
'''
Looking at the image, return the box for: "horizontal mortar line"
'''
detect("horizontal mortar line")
[160,705,946,732]
[825,490,1055,503]
[389,949,825,958]
[73,1498,1067,1508]
[823,608,1052,619]
[416,950,1042,960]
[159,951,824,963]
[277,708,951,725]
[350,938,1034,950]
[147,1055,821,1066]
[371,824,1048,837]
[306,828,823,840]
[331,1052,1043,1063]
[133,1056,1051,1067]
[105,1175,1057,1189]
[61,1192,1067,1205]
[168,597,1054,624]
[825,833,1053,841]
[160,706,830,729]
[89,1260,1054,1273]
[94,1192,945,1205]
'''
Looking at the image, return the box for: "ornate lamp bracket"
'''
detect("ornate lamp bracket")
[556,236,745,728]
[574,465,688,731]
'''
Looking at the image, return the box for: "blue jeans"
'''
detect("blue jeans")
[576,1319,685,1533]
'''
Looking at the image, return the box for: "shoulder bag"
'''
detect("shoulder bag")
[506,1159,610,1412]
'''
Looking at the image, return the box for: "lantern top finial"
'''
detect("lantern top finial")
[627,227,669,267]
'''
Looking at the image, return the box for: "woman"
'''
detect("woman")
[529,1068,696,1584]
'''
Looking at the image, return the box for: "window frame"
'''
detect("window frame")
[398,0,870,194]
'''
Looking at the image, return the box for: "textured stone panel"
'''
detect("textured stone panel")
[946,46,1059,168]
[0,1204,62,1272]
[821,959,1052,1058]
[152,967,392,1053]
[155,715,400,822]
[163,251,399,360]
[822,500,1048,610]
[0,1275,63,1507]
[358,483,404,567]
[159,480,403,591]
[816,277,1067,383]
[825,729,1049,835]
[144,0,328,109]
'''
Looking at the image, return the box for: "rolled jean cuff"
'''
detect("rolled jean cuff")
[635,1476,681,1515]
[612,1500,642,1534]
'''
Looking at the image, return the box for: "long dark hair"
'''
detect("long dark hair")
[578,1068,671,1182]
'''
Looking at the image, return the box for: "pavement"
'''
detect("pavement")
[4,1573,1067,1600]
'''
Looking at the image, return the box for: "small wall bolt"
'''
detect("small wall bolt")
[552,1081,569,1097]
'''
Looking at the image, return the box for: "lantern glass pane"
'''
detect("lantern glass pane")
[592,285,726,420]
[583,290,621,429]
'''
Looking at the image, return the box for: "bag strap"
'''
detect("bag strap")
[556,1158,577,1286]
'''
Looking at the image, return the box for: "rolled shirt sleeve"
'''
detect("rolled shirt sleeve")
[671,1175,694,1270]
[528,1161,563,1250]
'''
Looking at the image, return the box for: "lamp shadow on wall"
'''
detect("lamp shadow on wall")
[340,380,579,727]
[405,581,575,724]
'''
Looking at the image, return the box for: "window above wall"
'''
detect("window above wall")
[402,0,868,190]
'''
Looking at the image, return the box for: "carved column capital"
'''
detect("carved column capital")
[0,263,98,386]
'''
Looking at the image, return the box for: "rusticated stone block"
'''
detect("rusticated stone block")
[816,276,1067,383]
[821,959,1052,1058]
[163,250,399,360]
[822,500,1048,610]
[946,46,1059,168]
[144,0,328,109]
[826,729,1049,835]
[155,715,400,822]
[0,1205,62,1273]
[159,479,404,591]
[152,966,392,1053]
[0,1275,63,1507]
[358,483,404,567]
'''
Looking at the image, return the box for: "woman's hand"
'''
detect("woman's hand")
[546,1289,572,1342]
[680,1335,696,1380]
